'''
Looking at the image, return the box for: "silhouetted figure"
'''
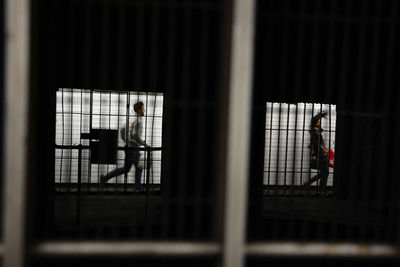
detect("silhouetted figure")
[304,111,329,196]
[100,101,150,192]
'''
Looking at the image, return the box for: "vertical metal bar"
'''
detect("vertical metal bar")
[267,103,273,196]
[222,0,255,266]
[278,0,290,99]
[375,1,396,243]
[107,91,111,182]
[80,89,83,187]
[125,93,130,193]
[69,89,73,193]
[76,147,82,232]
[144,92,148,191]
[284,104,290,195]
[144,148,151,233]
[149,2,160,196]
[193,7,209,239]
[60,89,65,191]
[176,4,192,239]
[275,103,281,195]
[82,0,92,190]
[291,104,298,195]
[330,0,352,242]
[151,94,157,190]
[308,0,322,98]
[97,91,101,191]
[134,5,144,89]
[116,92,121,193]
[359,0,383,242]
[382,0,398,243]
[346,0,369,241]
[287,103,298,239]
[161,0,177,239]
[300,103,307,240]
[88,89,93,189]
[300,104,306,191]
[309,103,315,188]
[4,0,30,266]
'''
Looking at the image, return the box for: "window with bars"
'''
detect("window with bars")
[55,89,163,192]
[264,102,336,195]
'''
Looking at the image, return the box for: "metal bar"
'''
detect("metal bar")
[33,242,221,257]
[291,104,298,195]
[345,0,369,241]
[68,89,73,193]
[4,0,30,266]
[222,0,255,266]
[88,89,93,187]
[161,0,177,238]
[116,92,121,192]
[124,93,130,193]
[308,0,322,98]
[299,104,306,190]
[115,1,126,193]
[360,0,383,241]
[149,2,161,200]
[246,243,400,257]
[76,146,82,232]
[193,6,209,239]
[275,103,281,195]
[310,103,315,187]
[384,1,400,243]
[145,150,151,233]
[60,89,65,192]
[176,5,193,239]
[266,103,273,196]
[374,3,395,243]
[283,104,290,195]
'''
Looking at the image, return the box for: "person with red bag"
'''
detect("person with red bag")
[303,111,332,196]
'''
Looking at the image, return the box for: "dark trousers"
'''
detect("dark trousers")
[102,149,143,188]
[308,157,329,189]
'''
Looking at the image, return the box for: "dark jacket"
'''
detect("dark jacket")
[309,127,326,159]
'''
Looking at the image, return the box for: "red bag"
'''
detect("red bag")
[327,149,334,167]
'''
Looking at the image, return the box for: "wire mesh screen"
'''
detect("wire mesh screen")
[264,103,336,195]
[55,88,163,192]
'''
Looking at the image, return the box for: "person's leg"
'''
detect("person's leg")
[317,159,329,194]
[102,150,134,182]
[308,173,320,184]
[132,150,144,191]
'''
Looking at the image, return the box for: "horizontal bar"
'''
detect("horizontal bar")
[32,242,400,258]
[32,242,221,257]
[246,242,400,257]
[55,145,162,151]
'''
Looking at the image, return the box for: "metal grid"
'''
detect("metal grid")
[55,88,163,192]
[4,0,400,267]
[264,102,336,195]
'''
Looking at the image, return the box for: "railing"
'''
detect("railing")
[55,144,163,193]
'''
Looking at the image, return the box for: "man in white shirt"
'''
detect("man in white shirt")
[101,101,150,192]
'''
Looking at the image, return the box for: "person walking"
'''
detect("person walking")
[303,111,330,196]
[100,101,150,192]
